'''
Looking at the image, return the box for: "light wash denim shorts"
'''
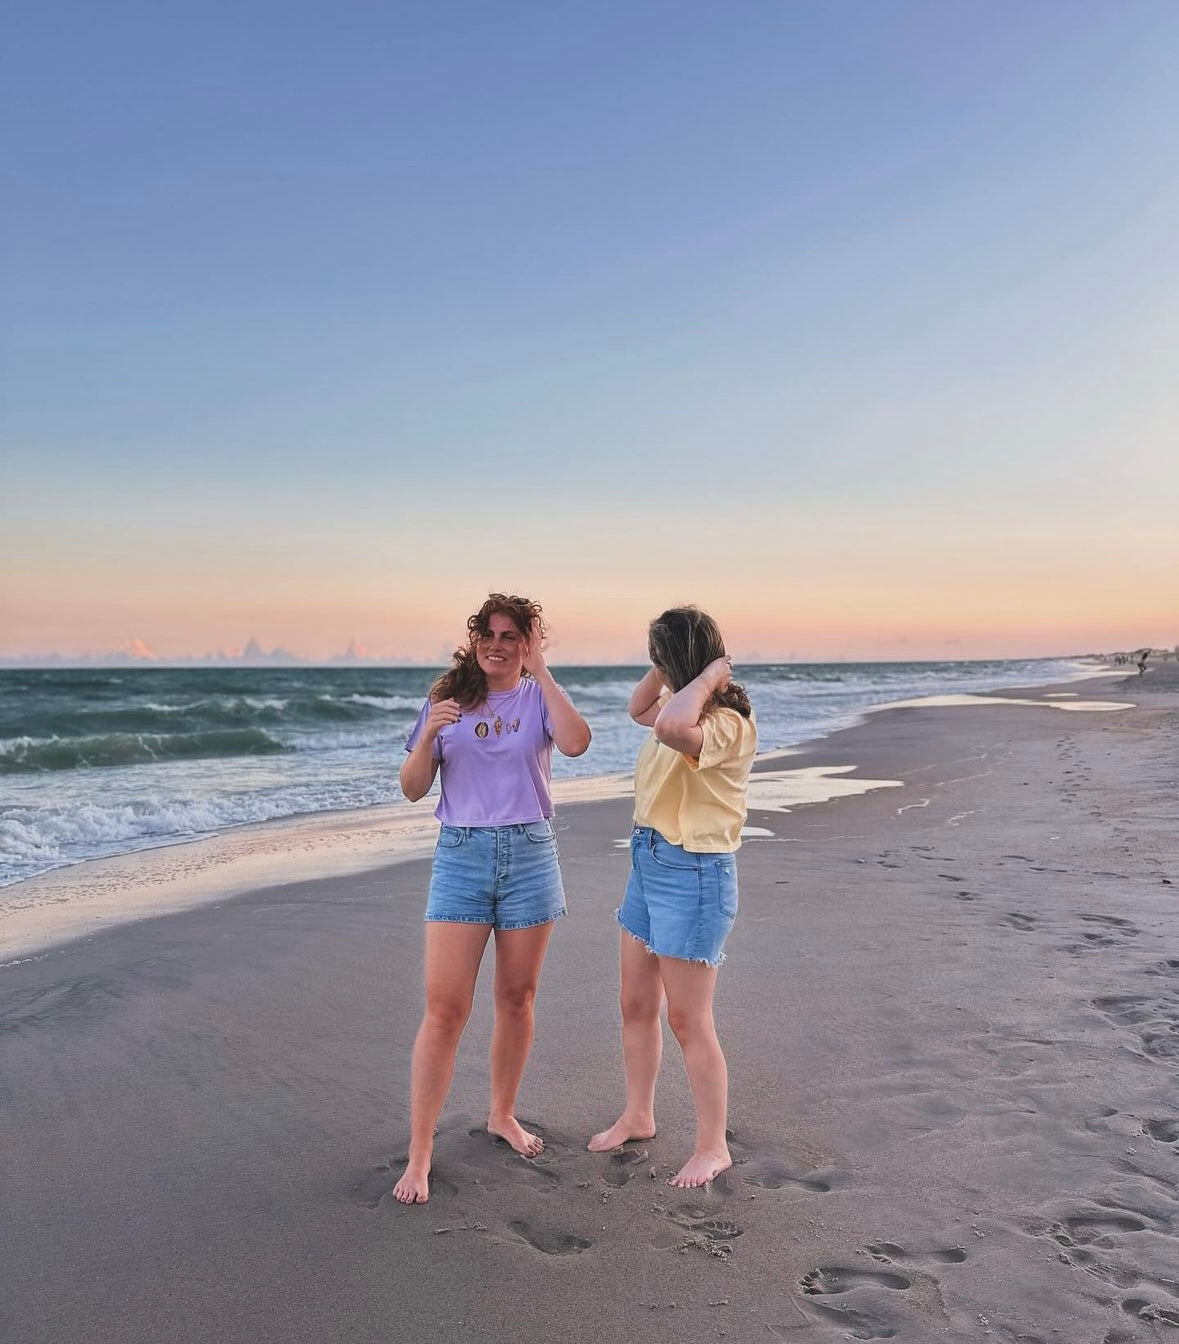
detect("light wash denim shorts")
[425,821,566,930]
[617,825,738,967]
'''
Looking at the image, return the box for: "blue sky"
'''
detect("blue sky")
[3,1,1177,660]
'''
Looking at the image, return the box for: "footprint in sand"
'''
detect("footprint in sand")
[865,1239,967,1266]
[1045,1210,1148,1248]
[725,1130,847,1194]
[1145,1117,1179,1144]
[1000,912,1036,931]
[655,1201,743,1257]
[458,1125,569,1192]
[600,1148,649,1188]
[665,1203,743,1240]
[795,1263,918,1339]
[1122,1297,1179,1327]
[800,1266,911,1295]
[740,1159,840,1192]
[508,1219,591,1256]
[1082,1107,1148,1139]
[1078,913,1138,932]
[1091,993,1179,1059]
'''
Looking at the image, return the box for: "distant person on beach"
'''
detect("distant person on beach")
[393,593,591,1204]
[589,606,756,1188]
[1137,649,1149,676]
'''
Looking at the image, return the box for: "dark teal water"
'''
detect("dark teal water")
[1,657,1089,883]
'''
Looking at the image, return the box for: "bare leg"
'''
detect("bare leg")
[660,956,731,1188]
[487,921,555,1156]
[588,932,664,1151]
[393,922,492,1204]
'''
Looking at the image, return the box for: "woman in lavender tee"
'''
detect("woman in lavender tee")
[392,594,592,1205]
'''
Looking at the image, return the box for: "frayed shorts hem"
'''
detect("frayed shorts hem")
[616,911,726,968]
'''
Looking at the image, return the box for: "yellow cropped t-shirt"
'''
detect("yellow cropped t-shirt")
[633,704,757,853]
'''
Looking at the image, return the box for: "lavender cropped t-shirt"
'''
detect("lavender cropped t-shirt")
[405,678,556,826]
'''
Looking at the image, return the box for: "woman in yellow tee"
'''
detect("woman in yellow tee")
[589,606,756,1187]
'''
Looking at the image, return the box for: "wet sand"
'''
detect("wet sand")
[2,670,1177,1342]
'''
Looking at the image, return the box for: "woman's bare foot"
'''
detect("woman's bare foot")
[669,1148,731,1188]
[392,1161,431,1204]
[587,1114,657,1152]
[487,1115,544,1157]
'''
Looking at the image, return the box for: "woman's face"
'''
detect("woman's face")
[475,612,527,688]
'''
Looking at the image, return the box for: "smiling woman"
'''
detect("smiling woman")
[392,593,592,1205]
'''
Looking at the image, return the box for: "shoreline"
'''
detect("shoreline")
[1,666,1135,963]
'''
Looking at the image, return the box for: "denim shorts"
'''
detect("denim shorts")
[425,821,566,931]
[617,826,738,967]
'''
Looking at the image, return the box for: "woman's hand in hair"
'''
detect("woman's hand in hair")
[702,655,733,693]
[652,657,730,758]
[522,622,549,679]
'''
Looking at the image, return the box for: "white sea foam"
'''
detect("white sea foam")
[869,694,1132,714]
[341,694,422,711]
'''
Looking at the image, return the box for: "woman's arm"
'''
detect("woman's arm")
[628,665,665,726]
[653,656,732,757]
[399,699,460,799]
[524,631,592,757]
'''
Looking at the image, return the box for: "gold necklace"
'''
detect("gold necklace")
[476,689,519,740]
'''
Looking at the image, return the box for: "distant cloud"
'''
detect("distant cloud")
[116,637,159,662]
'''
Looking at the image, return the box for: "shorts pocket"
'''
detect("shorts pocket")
[649,833,698,871]
[523,820,555,844]
[437,825,466,848]
[715,858,738,919]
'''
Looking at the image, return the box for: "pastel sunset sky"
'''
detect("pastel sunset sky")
[3,1,1176,663]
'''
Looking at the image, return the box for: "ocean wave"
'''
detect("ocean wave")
[341,693,423,711]
[307,693,421,721]
[559,680,641,699]
[0,728,290,773]
[0,776,402,884]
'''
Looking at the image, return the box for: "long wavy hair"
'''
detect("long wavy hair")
[430,593,546,710]
[648,606,752,720]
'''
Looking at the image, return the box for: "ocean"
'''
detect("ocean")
[0,658,1094,886]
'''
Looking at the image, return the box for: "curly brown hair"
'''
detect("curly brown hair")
[648,606,752,720]
[430,593,546,709]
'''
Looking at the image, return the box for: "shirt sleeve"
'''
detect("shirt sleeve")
[689,708,751,772]
[405,699,442,760]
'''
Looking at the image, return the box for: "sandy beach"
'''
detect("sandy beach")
[3,667,1177,1343]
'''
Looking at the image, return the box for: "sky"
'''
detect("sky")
[3,0,1177,664]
